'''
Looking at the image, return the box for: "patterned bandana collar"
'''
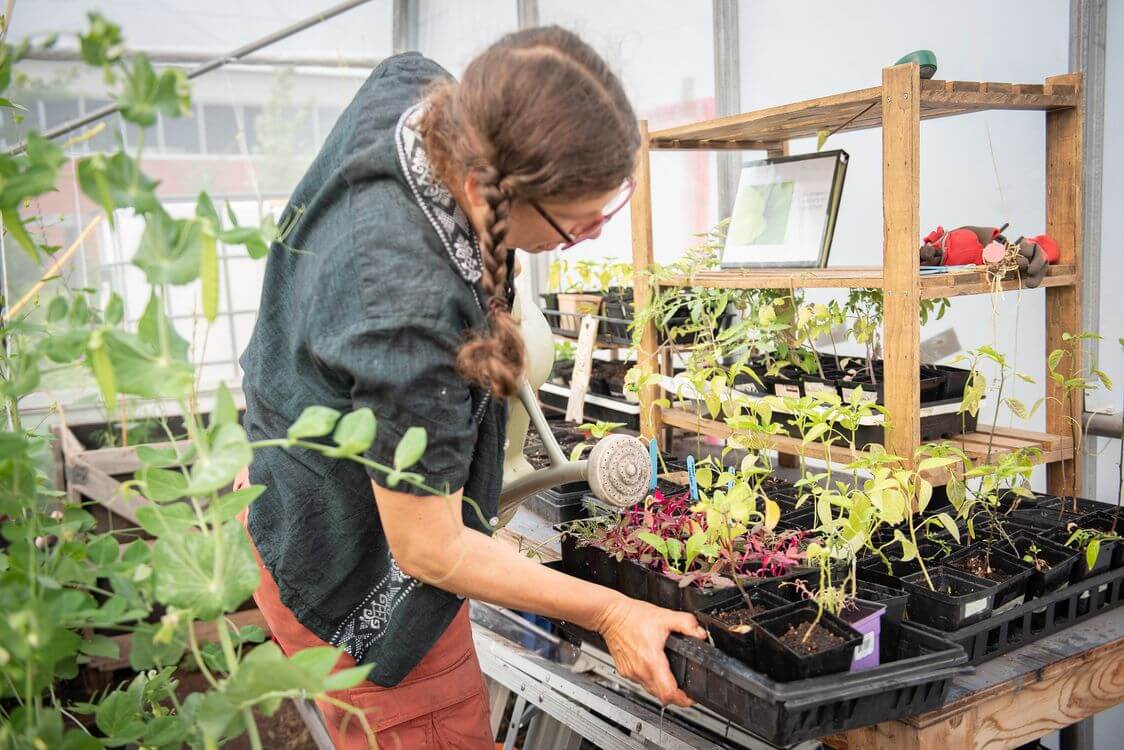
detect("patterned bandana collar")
[395,102,483,284]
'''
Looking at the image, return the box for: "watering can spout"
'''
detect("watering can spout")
[498,381,651,522]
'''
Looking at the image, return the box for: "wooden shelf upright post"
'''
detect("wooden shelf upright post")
[631,120,662,441]
[1045,72,1084,496]
[882,63,923,462]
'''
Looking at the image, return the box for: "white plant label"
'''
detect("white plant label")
[774,383,801,398]
[853,632,876,661]
[963,597,990,618]
[565,315,599,423]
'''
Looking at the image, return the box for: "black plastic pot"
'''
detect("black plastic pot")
[560,536,744,613]
[752,600,863,681]
[934,363,972,401]
[1043,524,1118,582]
[527,486,588,524]
[944,543,1033,608]
[695,588,787,670]
[802,366,845,399]
[1007,530,1079,599]
[901,565,995,630]
[600,288,633,344]
[1004,506,1091,533]
[838,361,946,406]
[856,579,909,629]
[1036,495,1107,516]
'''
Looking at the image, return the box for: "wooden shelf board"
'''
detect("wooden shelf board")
[649,80,1079,147]
[660,407,1073,486]
[656,265,1077,298]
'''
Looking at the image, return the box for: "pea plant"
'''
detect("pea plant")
[0,17,441,749]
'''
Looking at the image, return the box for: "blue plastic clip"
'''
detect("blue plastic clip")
[687,455,698,500]
[649,440,659,491]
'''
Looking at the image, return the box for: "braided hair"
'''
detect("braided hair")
[418,27,640,398]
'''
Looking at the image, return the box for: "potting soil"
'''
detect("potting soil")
[779,622,844,654]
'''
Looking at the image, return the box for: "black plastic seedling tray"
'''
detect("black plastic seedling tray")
[560,532,811,613]
[526,485,589,523]
[911,563,1124,666]
[553,615,968,746]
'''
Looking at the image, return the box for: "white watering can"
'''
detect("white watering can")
[497,286,651,524]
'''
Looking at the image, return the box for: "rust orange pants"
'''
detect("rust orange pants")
[238,510,494,749]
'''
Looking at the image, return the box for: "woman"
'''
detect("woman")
[237,27,705,748]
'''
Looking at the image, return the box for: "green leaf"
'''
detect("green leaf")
[209,485,266,524]
[103,330,194,400]
[136,444,181,468]
[87,330,117,407]
[287,406,341,440]
[323,664,374,691]
[816,129,829,151]
[133,211,205,285]
[76,152,160,219]
[142,716,188,747]
[46,296,68,322]
[917,456,960,473]
[104,293,125,325]
[210,382,238,428]
[1086,538,1101,571]
[185,423,252,495]
[636,531,667,557]
[329,408,376,456]
[79,12,124,67]
[128,624,186,671]
[135,502,197,537]
[86,535,120,566]
[1047,348,1065,373]
[79,634,120,660]
[935,512,961,544]
[917,478,933,512]
[41,329,89,364]
[136,293,190,361]
[394,426,427,471]
[95,689,145,743]
[196,191,221,229]
[152,520,259,620]
[138,466,188,502]
[117,55,190,126]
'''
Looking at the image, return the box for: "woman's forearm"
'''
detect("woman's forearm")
[410,524,627,631]
[373,481,626,631]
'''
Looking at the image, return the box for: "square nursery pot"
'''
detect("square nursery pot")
[599,288,633,343]
[802,367,845,399]
[935,363,972,401]
[856,580,909,628]
[840,600,887,671]
[1007,531,1079,599]
[1043,524,1118,582]
[557,292,603,334]
[901,565,995,630]
[944,543,1034,608]
[751,600,863,681]
[695,588,787,670]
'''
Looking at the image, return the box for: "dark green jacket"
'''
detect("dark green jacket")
[240,53,504,686]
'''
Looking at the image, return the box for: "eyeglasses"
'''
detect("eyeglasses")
[528,177,636,251]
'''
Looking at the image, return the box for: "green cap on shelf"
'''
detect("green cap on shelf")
[895,49,938,79]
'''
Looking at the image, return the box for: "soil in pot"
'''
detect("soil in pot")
[752,601,862,681]
[950,553,1010,581]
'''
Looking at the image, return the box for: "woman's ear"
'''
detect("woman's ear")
[462,172,487,208]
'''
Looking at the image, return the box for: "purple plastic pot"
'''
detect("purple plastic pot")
[842,600,886,672]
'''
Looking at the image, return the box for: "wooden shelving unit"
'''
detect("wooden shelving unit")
[629,67,1084,489]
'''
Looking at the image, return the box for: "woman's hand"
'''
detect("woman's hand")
[594,595,706,707]
[233,466,250,492]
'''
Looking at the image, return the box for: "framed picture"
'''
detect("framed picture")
[721,149,848,269]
